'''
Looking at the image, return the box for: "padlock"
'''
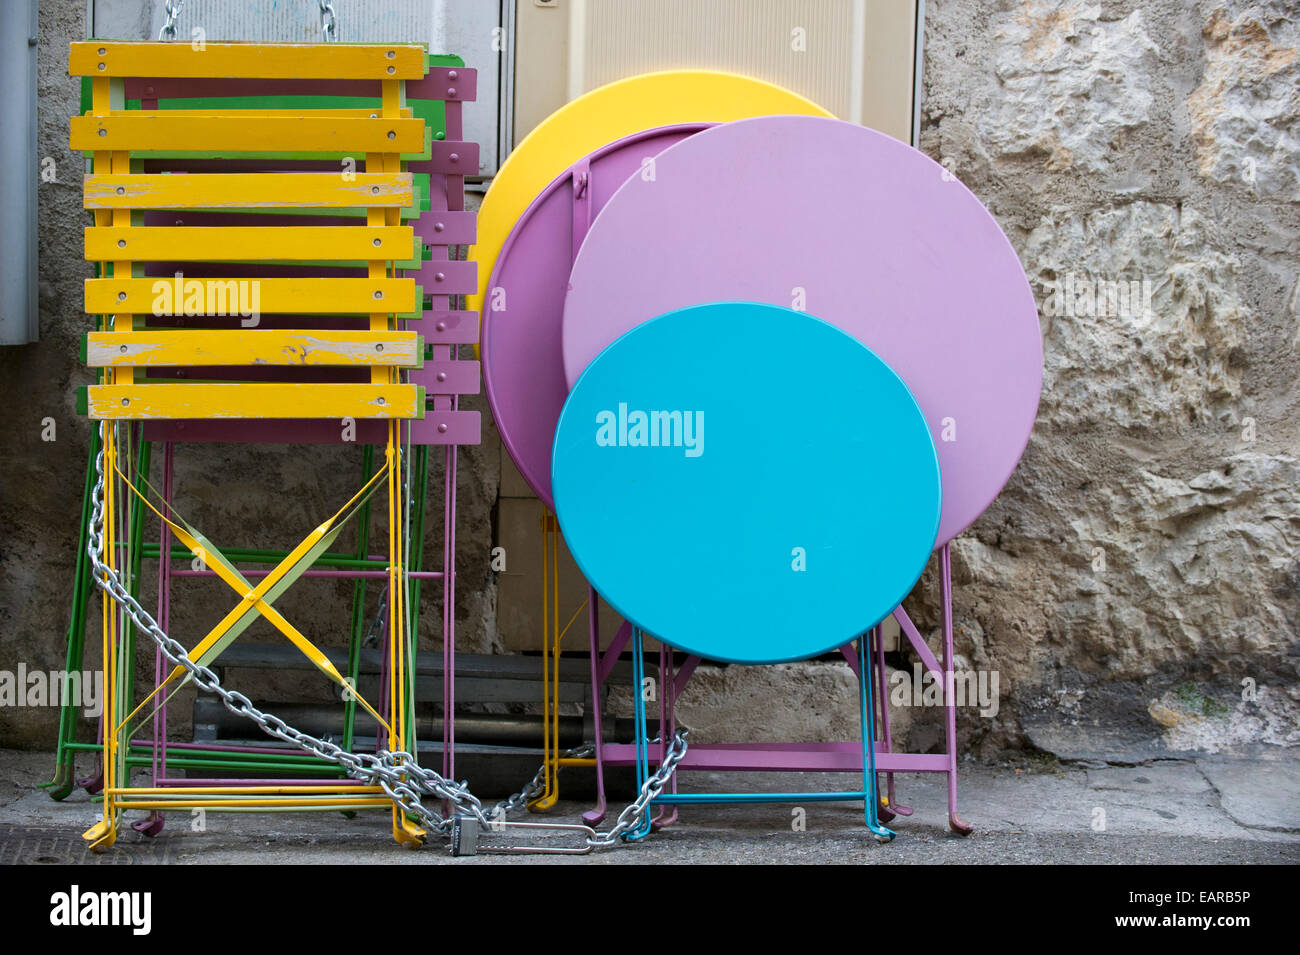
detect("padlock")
[449,812,479,857]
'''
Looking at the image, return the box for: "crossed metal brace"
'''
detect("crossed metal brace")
[108,456,395,746]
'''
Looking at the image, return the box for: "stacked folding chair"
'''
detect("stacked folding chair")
[62,39,479,851]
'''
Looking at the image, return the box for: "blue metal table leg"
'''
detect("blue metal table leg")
[625,627,654,842]
[859,635,896,842]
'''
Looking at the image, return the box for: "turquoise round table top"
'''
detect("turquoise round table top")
[551,302,941,664]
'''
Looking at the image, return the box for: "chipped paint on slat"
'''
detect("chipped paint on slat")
[86,331,421,368]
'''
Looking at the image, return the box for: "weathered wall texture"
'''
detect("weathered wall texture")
[1,1,1296,763]
[914,0,1299,757]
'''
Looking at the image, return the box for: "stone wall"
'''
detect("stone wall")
[0,0,1295,760]
[914,0,1299,756]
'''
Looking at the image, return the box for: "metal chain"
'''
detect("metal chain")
[319,0,338,42]
[160,0,332,43]
[86,425,685,850]
[489,743,592,819]
[157,0,183,41]
[481,732,689,846]
[587,734,689,847]
[361,588,387,648]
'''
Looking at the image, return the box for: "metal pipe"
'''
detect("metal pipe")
[0,0,38,344]
[193,700,651,746]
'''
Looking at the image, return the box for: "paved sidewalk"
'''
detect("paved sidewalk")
[2,748,1296,864]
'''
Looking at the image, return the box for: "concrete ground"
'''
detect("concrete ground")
[2,747,1297,864]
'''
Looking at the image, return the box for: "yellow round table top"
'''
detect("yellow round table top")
[467,69,835,322]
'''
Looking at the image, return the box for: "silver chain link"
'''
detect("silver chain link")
[482,733,689,847]
[489,742,591,819]
[86,423,685,851]
[319,0,338,42]
[361,588,387,648]
[586,735,689,847]
[157,0,183,41]
[159,0,333,44]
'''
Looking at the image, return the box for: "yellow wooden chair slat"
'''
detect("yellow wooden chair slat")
[85,225,417,262]
[71,114,425,154]
[70,41,427,80]
[113,107,416,118]
[86,329,423,368]
[84,173,414,210]
[85,276,418,315]
[88,382,425,420]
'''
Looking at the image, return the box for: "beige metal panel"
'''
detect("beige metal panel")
[497,496,655,653]
[513,0,918,146]
[859,0,920,142]
[500,441,537,499]
[513,0,573,153]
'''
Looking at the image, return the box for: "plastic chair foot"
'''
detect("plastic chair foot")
[393,817,427,849]
[43,760,76,802]
[527,794,558,813]
[83,819,117,853]
[130,814,165,837]
[948,812,974,836]
[869,822,896,843]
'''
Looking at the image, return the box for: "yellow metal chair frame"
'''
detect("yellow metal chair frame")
[72,41,432,851]
[530,507,598,812]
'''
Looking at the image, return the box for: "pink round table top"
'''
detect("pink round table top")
[562,115,1042,546]
[481,124,709,507]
